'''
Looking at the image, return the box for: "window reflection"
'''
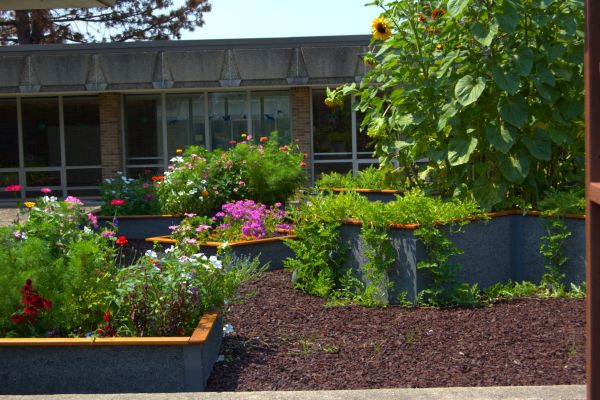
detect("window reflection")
[209,92,247,150]
[251,91,291,144]
[22,98,61,168]
[125,95,163,164]
[166,94,206,158]
[0,99,19,168]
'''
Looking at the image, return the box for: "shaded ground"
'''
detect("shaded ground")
[206,269,585,391]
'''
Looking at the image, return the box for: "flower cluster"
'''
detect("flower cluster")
[95,310,116,337]
[3,184,21,192]
[100,172,160,216]
[10,279,52,325]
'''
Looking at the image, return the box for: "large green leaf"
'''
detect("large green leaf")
[492,66,520,95]
[521,130,551,161]
[498,97,528,128]
[548,127,570,145]
[512,47,534,77]
[470,22,498,46]
[447,0,470,17]
[448,136,478,166]
[485,124,516,153]
[455,75,486,106]
[498,148,531,183]
[473,181,506,210]
[495,3,519,34]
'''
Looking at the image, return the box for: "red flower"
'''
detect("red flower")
[278,145,289,151]
[259,136,269,143]
[10,313,26,325]
[151,176,164,182]
[300,162,306,167]
[116,236,128,246]
[111,199,125,206]
[4,184,21,192]
[103,310,111,322]
[41,299,52,310]
[23,306,39,316]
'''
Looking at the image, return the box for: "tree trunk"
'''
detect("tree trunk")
[15,10,32,44]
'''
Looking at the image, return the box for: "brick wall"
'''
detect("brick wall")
[99,93,122,180]
[290,87,312,183]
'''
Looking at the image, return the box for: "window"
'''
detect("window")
[124,95,163,170]
[0,99,19,168]
[209,92,247,149]
[21,98,61,168]
[251,91,291,144]
[64,97,101,166]
[165,94,206,158]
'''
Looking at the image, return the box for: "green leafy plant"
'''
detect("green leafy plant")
[328,0,584,210]
[100,172,160,216]
[157,133,306,215]
[316,165,409,191]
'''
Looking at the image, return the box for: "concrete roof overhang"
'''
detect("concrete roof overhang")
[0,0,114,9]
[0,35,372,94]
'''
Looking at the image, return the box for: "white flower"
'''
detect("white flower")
[165,246,176,254]
[170,156,184,163]
[223,323,234,335]
[209,255,222,269]
[145,250,158,258]
[220,241,229,249]
[83,226,93,235]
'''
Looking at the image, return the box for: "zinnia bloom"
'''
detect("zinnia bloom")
[111,199,125,206]
[176,148,183,154]
[40,187,52,194]
[116,236,128,246]
[23,201,35,208]
[151,176,164,182]
[4,184,21,192]
[431,8,445,19]
[65,196,84,205]
[259,136,269,143]
[371,17,392,41]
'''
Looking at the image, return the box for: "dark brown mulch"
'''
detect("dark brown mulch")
[206,269,585,391]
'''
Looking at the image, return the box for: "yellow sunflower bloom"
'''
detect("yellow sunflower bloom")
[371,17,392,41]
[24,201,35,208]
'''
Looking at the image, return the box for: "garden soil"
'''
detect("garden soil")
[205,269,585,391]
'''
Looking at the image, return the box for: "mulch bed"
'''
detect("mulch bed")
[206,269,585,391]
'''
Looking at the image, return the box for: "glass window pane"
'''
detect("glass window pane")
[125,95,163,165]
[251,91,291,144]
[0,99,19,168]
[22,98,61,167]
[356,111,372,154]
[66,188,100,198]
[312,90,352,154]
[26,171,61,187]
[67,168,102,187]
[166,94,206,157]
[64,97,101,166]
[209,92,247,150]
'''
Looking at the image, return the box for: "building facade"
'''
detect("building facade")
[0,35,373,201]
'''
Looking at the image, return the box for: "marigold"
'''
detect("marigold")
[24,201,35,208]
[431,8,445,20]
[371,17,392,41]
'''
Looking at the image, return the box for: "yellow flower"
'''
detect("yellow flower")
[363,53,377,67]
[241,133,247,139]
[175,148,183,154]
[24,201,35,208]
[436,43,444,51]
[371,17,392,41]
[201,190,209,197]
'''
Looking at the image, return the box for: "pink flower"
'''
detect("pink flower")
[87,213,98,228]
[184,213,196,218]
[4,184,21,192]
[65,196,83,205]
[111,199,125,206]
[40,187,52,194]
[228,140,237,145]
[145,194,153,201]
[182,238,197,245]
[101,231,115,237]
[195,225,211,232]
[142,183,149,189]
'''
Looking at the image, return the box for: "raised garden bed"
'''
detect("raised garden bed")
[97,214,183,239]
[320,187,403,203]
[146,234,297,270]
[340,211,585,304]
[0,311,222,395]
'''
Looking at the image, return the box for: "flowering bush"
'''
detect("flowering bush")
[171,200,291,245]
[0,196,118,337]
[100,172,160,215]
[156,133,306,215]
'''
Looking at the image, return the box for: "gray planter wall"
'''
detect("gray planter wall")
[98,216,183,239]
[0,315,222,395]
[340,214,585,304]
[200,238,294,271]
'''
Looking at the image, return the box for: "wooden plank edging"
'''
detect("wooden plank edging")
[0,310,219,347]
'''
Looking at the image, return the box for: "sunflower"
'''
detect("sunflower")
[363,53,378,67]
[371,17,392,41]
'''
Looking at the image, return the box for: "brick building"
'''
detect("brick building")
[0,35,372,201]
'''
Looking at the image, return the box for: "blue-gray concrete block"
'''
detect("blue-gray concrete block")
[98,216,183,239]
[200,239,293,271]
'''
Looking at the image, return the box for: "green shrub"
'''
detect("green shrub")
[100,172,160,216]
[316,165,409,191]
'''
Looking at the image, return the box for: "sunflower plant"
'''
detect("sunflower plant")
[328,0,584,210]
